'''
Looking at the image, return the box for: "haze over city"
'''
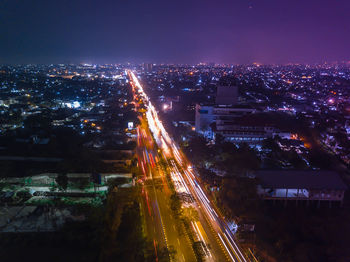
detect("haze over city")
[1,0,350,64]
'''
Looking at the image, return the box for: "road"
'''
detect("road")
[129,70,248,262]
[136,104,197,261]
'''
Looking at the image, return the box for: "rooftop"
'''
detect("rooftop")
[255,170,348,190]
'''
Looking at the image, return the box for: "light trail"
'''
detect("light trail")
[218,233,236,262]
[191,221,213,258]
[194,221,212,258]
[128,70,247,262]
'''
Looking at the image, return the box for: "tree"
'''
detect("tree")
[23,113,51,131]
[74,178,90,190]
[214,143,260,176]
[158,246,176,262]
[262,137,281,152]
[215,133,225,146]
[107,177,128,191]
[55,173,68,191]
[170,193,182,217]
[182,206,199,222]
[218,177,261,220]
[197,167,217,185]
[184,135,213,166]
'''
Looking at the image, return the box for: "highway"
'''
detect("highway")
[136,97,197,261]
[129,70,248,262]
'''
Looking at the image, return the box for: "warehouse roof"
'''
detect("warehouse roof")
[255,170,347,190]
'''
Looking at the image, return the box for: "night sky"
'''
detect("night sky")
[1,0,349,64]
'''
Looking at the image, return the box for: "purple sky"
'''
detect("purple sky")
[0,0,349,64]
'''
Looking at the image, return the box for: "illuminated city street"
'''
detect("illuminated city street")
[137,114,197,262]
[129,70,248,262]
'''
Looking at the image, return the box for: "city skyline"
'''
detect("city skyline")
[1,63,350,262]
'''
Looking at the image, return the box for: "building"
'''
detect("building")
[255,170,347,207]
[195,104,292,144]
[195,103,256,138]
[195,83,260,140]
[143,63,153,73]
[214,115,293,144]
[195,104,215,134]
[195,83,289,144]
[217,125,276,143]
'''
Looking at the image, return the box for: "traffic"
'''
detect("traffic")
[128,70,248,262]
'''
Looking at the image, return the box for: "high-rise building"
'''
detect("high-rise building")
[143,63,153,73]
